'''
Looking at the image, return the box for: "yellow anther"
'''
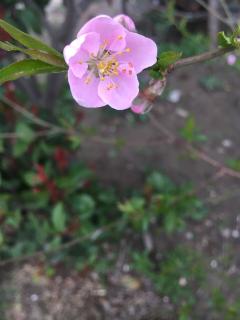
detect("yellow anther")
[125,48,131,52]
[97,57,119,78]
[79,60,83,65]
[117,35,123,40]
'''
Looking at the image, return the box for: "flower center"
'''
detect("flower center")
[97,56,119,78]
[82,38,132,85]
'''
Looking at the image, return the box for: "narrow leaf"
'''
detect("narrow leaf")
[0,41,66,67]
[0,19,61,57]
[0,59,65,84]
[0,41,20,51]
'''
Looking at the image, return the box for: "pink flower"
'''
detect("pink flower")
[226,54,237,66]
[63,15,157,110]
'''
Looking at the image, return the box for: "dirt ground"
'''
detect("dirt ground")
[1,60,240,320]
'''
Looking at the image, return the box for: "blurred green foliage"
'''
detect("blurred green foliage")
[132,247,205,318]
[180,115,207,143]
[119,172,206,233]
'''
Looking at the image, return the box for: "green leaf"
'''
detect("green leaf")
[217,31,232,48]
[158,51,182,71]
[23,172,40,187]
[227,159,240,172]
[180,116,207,143]
[52,203,66,232]
[16,122,35,142]
[0,41,66,67]
[0,59,65,85]
[0,18,61,57]
[72,194,95,217]
[147,172,174,192]
[0,231,4,247]
[0,41,20,51]
[164,212,177,233]
[13,122,35,157]
[0,139,4,154]
[13,140,29,157]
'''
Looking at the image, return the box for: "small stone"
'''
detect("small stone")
[205,219,213,227]
[94,288,106,297]
[222,139,233,148]
[185,232,194,240]
[120,275,141,290]
[232,230,240,238]
[15,2,25,10]
[209,190,217,198]
[217,147,225,154]
[179,277,187,287]
[168,89,182,103]
[227,265,237,275]
[30,294,39,302]
[123,264,130,272]
[221,228,231,239]
[163,296,170,303]
[210,260,218,269]
[176,107,189,118]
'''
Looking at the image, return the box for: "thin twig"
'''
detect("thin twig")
[0,223,116,268]
[208,0,220,48]
[219,0,235,30]
[173,47,233,70]
[149,111,240,180]
[0,129,57,139]
[194,0,233,28]
[1,97,63,131]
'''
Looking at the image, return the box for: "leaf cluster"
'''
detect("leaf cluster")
[0,19,66,84]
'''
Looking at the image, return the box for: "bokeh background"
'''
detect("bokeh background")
[1,1,240,319]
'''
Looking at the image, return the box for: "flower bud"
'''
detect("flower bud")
[131,101,152,114]
[113,14,136,32]
[226,54,237,66]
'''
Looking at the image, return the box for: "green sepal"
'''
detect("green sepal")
[150,51,182,79]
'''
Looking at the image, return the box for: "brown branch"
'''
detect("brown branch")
[194,0,233,28]
[173,47,233,70]
[149,112,240,180]
[1,97,63,131]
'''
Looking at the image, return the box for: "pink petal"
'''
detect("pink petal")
[68,70,106,108]
[121,31,157,73]
[98,69,139,110]
[113,14,136,32]
[63,38,85,64]
[77,15,126,52]
[63,32,100,65]
[69,51,88,78]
